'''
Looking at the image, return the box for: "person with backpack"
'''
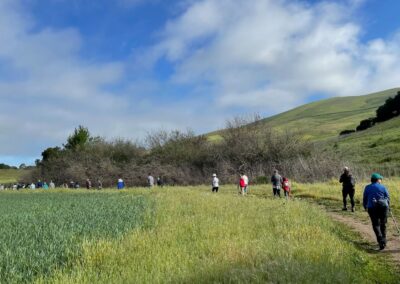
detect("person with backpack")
[242,173,249,194]
[339,167,356,212]
[211,173,219,193]
[282,177,291,199]
[271,170,283,197]
[363,173,390,250]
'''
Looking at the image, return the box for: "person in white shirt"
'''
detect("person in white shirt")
[147,174,154,188]
[212,173,219,192]
[242,174,249,194]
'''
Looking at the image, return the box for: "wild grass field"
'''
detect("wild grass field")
[0,185,398,283]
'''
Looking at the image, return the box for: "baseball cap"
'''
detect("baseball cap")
[371,173,383,180]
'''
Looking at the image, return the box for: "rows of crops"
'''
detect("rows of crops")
[0,190,152,283]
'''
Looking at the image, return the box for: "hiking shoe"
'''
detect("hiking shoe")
[351,207,355,212]
[379,243,386,250]
[342,207,348,211]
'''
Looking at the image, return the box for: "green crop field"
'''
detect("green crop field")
[0,186,398,283]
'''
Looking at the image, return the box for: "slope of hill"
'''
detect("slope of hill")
[258,88,400,140]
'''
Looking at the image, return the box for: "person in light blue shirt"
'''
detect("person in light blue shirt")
[363,173,390,250]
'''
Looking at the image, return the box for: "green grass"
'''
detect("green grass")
[0,169,27,184]
[0,190,151,283]
[1,186,389,283]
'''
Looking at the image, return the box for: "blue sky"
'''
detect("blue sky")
[0,0,400,166]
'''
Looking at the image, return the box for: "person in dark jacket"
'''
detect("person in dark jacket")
[363,173,390,250]
[339,167,356,212]
[271,170,283,197]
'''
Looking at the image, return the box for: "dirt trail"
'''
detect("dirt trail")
[327,210,400,267]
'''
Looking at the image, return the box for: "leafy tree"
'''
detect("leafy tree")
[42,147,62,161]
[356,118,375,131]
[64,126,91,150]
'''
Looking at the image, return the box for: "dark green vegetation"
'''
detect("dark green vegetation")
[0,191,151,283]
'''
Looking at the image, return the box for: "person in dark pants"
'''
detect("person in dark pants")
[363,173,390,250]
[339,167,356,212]
[271,170,283,197]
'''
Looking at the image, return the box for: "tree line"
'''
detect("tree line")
[25,117,345,187]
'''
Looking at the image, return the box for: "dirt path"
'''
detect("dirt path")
[327,210,400,267]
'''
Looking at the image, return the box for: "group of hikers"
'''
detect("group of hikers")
[211,167,393,251]
[340,167,392,250]
[211,170,291,198]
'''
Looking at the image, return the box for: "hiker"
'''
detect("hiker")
[239,174,246,195]
[157,176,164,187]
[74,182,80,189]
[85,178,92,190]
[97,179,103,190]
[30,183,36,190]
[282,177,291,199]
[43,182,49,190]
[69,180,75,189]
[339,166,356,212]
[117,178,125,190]
[271,170,283,197]
[37,180,43,188]
[363,173,390,250]
[242,173,249,194]
[49,181,55,189]
[147,173,154,188]
[211,173,219,192]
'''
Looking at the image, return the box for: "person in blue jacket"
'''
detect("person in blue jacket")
[117,178,125,190]
[363,173,390,250]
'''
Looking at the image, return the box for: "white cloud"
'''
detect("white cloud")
[154,0,400,111]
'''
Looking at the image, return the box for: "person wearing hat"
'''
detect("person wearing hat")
[363,173,390,250]
[339,166,356,212]
[211,173,219,192]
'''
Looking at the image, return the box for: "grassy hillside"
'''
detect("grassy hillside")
[256,88,399,140]
[0,169,26,184]
[330,116,400,173]
[209,88,399,141]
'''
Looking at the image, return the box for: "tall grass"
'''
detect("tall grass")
[43,186,398,283]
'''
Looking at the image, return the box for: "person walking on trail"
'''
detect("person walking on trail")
[117,178,125,190]
[282,177,291,199]
[271,170,283,197]
[340,166,356,212]
[49,181,55,189]
[363,173,390,250]
[97,179,103,190]
[242,173,249,194]
[157,176,164,187]
[147,174,154,188]
[239,174,246,195]
[211,173,219,193]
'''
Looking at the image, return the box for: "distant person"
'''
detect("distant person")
[0,184,4,190]
[49,181,55,189]
[86,179,92,190]
[147,174,154,188]
[97,179,103,190]
[339,166,356,212]
[363,173,390,250]
[239,174,246,195]
[117,178,125,190]
[211,173,219,193]
[157,176,163,187]
[282,177,291,199]
[69,181,75,189]
[37,180,43,188]
[43,182,49,190]
[30,183,36,190]
[74,182,80,189]
[242,173,249,194]
[271,170,283,197]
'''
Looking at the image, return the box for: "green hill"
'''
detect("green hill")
[208,87,400,171]
[256,88,400,141]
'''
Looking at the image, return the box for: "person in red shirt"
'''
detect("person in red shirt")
[239,174,246,195]
[282,177,291,199]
